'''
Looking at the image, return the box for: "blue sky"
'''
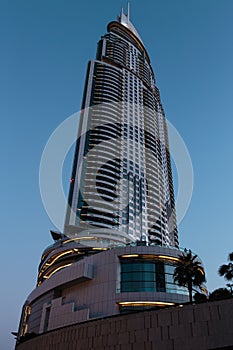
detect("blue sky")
[1,1,233,349]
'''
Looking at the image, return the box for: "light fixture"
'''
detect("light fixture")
[118,301,175,307]
[92,247,108,250]
[120,254,139,258]
[157,255,180,262]
[43,263,72,279]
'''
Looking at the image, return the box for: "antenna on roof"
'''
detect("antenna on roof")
[127,2,130,21]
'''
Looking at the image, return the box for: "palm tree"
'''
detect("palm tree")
[209,288,232,301]
[173,249,206,303]
[226,283,233,295]
[194,291,207,303]
[218,252,233,283]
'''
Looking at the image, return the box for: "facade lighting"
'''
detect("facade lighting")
[43,263,72,280]
[118,301,175,307]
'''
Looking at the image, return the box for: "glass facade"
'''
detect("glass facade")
[120,259,188,295]
[121,260,156,292]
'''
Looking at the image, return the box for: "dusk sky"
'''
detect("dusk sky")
[2,1,233,349]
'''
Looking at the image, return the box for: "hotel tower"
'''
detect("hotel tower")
[64,8,178,248]
[15,8,205,346]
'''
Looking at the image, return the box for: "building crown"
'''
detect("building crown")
[118,3,143,43]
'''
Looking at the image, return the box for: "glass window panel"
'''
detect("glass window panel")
[121,260,157,292]
[143,281,155,290]
[121,282,132,292]
[120,260,189,294]
[128,281,155,292]
[165,274,174,283]
[144,272,155,281]
[142,263,155,272]
[121,262,155,273]
[131,271,143,280]
[165,264,175,274]
[131,281,142,290]
[121,273,130,281]
[121,271,155,282]
[166,284,177,293]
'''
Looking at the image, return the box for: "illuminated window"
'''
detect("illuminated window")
[20,304,31,337]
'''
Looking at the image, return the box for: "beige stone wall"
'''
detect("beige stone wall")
[16,298,233,350]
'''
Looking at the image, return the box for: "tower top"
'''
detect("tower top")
[118,2,143,43]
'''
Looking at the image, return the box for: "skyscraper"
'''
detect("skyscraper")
[64,8,178,249]
[15,8,205,346]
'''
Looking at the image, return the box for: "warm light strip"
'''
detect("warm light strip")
[118,301,175,307]
[92,247,108,250]
[157,255,180,262]
[48,250,74,264]
[120,254,180,262]
[43,263,72,279]
[40,250,74,275]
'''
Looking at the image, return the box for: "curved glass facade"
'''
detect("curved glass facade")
[120,258,188,295]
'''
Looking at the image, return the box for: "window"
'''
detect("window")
[120,260,189,295]
[120,259,166,292]
[43,306,51,332]
[121,260,155,292]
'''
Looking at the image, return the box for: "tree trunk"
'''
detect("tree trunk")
[188,281,193,303]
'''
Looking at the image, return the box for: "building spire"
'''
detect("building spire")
[118,2,143,43]
[127,2,130,21]
[119,2,130,23]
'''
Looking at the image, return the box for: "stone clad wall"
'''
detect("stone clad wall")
[22,245,190,337]
[16,298,233,350]
[39,297,90,332]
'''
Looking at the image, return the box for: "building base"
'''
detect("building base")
[16,298,233,350]
[16,242,204,345]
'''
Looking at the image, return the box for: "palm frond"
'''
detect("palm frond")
[219,264,230,276]
[229,252,233,262]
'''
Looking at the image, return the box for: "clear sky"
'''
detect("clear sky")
[1,1,233,349]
